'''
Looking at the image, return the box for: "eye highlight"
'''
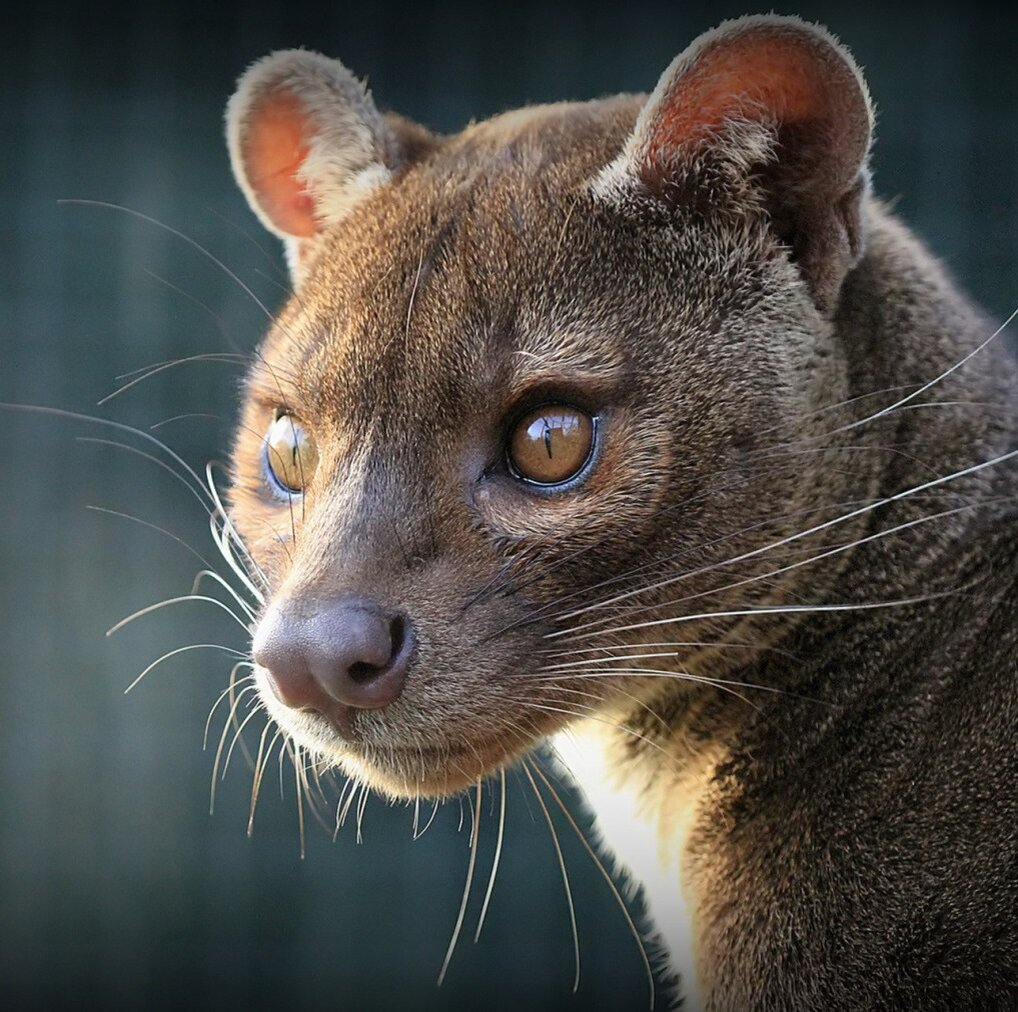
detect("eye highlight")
[264,414,318,495]
[507,404,596,486]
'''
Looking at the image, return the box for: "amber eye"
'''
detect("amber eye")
[264,414,318,494]
[507,404,596,486]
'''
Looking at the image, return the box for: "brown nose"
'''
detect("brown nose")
[252,598,414,722]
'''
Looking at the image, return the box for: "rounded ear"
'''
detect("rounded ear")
[594,15,874,313]
[226,49,399,274]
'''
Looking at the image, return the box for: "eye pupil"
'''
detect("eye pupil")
[265,413,318,494]
[509,404,595,486]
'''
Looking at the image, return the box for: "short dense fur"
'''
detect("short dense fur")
[224,15,1018,1009]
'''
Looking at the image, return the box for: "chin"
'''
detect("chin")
[335,730,540,800]
[254,670,541,800]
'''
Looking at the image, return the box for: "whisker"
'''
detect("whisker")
[203,672,255,750]
[538,639,800,662]
[754,382,921,438]
[100,352,247,406]
[106,594,250,637]
[210,683,259,813]
[555,499,997,640]
[530,758,655,1010]
[535,667,827,707]
[513,699,689,770]
[438,781,482,987]
[60,200,290,336]
[86,505,219,572]
[125,642,246,695]
[549,453,1018,634]
[0,403,215,514]
[487,492,889,640]
[291,741,307,859]
[248,722,283,834]
[222,699,265,778]
[333,777,357,840]
[76,436,214,518]
[206,463,269,597]
[523,760,581,993]
[474,769,507,943]
[557,590,964,646]
[190,569,259,621]
[337,777,361,830]
[413,797,442,840]
[821,304,1018,438]
[355,780,370,845]
[150,412,222,430]
[547,682,671,731]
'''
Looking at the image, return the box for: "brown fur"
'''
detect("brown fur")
[224,15,1018,1009]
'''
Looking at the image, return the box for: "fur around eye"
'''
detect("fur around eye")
[264,414,318,495]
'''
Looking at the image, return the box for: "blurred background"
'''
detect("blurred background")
[2,1,1017,1009]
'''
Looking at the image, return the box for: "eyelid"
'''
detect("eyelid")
[503,380,610,423]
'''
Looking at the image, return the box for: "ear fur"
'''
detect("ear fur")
[595,15,875,313]
[226,49,396,279]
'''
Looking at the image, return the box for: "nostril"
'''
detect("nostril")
[348,659,381,683]
[347,614,407,684]
[256,599,415,714]
[389,614,407,661]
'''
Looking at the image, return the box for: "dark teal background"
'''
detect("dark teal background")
[2,2,1017,1010]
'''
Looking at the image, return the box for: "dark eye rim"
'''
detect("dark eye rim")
[504,403,600,491]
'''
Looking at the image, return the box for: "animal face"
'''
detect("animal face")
[226,16,873,798]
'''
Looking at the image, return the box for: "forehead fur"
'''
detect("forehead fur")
[249,91,772,426]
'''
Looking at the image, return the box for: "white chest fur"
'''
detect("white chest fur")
[551,727,704,1011]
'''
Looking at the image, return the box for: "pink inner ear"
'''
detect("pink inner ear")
[646,33,834,172]
[241,91,318,238]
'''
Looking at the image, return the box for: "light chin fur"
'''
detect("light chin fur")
[253,665,539,800]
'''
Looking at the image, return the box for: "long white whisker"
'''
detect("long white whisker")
[531,758,655,1010]
[210,683,259,813]
[438,781,482,987]
[414,798,442,840]
[207,466,269,595]
[550,451,1018,634]
[535,667,823,706]
[0,403,215,513]
[248,722,282,834]
[515,699,688,769]
[823,305,1018,438]
[203,672,255,749]
[222,700,265,778]
[209,512,266,603]
[547,682,671,730]
[355,780,369,845]
[190,568,259,620]
[86,505,218,571]
[125,642,246,694]
[292,741,307,859]
[559,498,1003,640]
[106,594,250,637]
[523,760,580,993]
[77,436,213,517]
[474,769,507,943]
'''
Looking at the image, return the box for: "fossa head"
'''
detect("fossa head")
[225,15,873,797]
